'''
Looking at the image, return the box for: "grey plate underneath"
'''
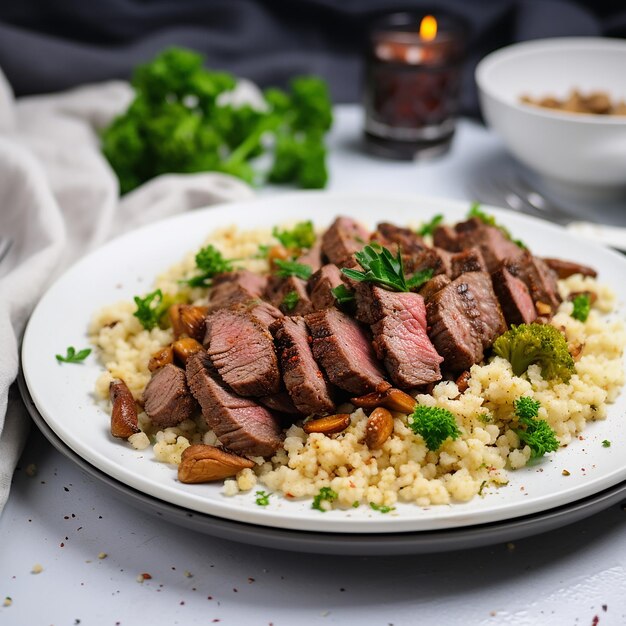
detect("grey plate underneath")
[19,373,626,556]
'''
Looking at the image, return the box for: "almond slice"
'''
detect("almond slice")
[178,445,254,484]
[365,407,394,450]
[303,413,351,435]
[109,379,140,439]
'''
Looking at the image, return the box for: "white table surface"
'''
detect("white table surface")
[2,106,625,626]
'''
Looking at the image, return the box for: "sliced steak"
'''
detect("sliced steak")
[204,307,280,396]
[265,274,313,315]
[450,247,488,279]
[309,264,345,311]
[433,224,460,251]
[542,258,597,279]
[186,352,282,456]
[305,308,385,394]
[371,222,426,255]
[404,247,452,277]
[427,272,506,371]
[296,239,323,273]
[419,274,452,303]
[321,217,369,265]
[492,267,537,326]
[505,250,562,313]
[258,391,301,415]
[354,284,442,388]
[455,218,524,272]
[207,270,267,311]
[143,364,196,428]
[271,316,335,416]
[244,300,284,328]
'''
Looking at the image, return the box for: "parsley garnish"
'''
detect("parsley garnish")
[513,397,559,458]
[602,439,611,448]
[369,502,395,514]
[311,487,338,512]
[331,284,355,304]
[417,214,443,237]
[56,346,91,364]
[183,244,236,288]
[352,500,360,508]
[281,290,300,311]
[341,244,433,293]
[254,244,270,259]
[133,289,168,330]
[255,490,271,506]
[272,221,316,252]
[273,259,312,280]
[478,480,487,496]
[571,293,591,322]
[408,405,461,451]
[468,202,526,249]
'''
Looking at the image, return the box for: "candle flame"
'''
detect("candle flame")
[419,15,437,41]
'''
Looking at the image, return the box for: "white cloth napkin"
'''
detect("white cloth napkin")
[0,71,255,514]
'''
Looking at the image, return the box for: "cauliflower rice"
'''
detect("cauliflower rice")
[89,226,625,509]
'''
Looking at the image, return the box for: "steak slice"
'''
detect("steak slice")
[404,247,452,277]
[354,284,442,388]
[296,239,323,273]
[265,274,313,315]
[492,266,537,326]
[371,222,426,255]
[505,250,562,313]
[433,224,460,251]
[427,272,506,371]
[305,308,385,394]
[419,274,452,303]
[450,247,488,279]
[243,300,284,328]
[455,218,524,272]
[258,391,301,416]
[271,316,336,416]
[207,270,267,311]
[309,264,345,311]
[204,307,280,396]
[542,258,597,279]
[321,217,369,265]
[186,352,282,456]
[143,364,196,428]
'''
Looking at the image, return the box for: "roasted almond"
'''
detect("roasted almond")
[535,301,552,315]
[148,346,174,372]
[178,445,255,484]
[455,370,471,394]
[303,413,351,435]
[267,244,290,269]
[177,305,209,341]
[169,304,185,338]
[383,389,417,413]
[350,390,386,409]
[109,379,140,439]
[172,337,204,366]
[364,407,394,450]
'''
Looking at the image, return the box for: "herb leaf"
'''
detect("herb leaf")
[183,244,236,288]
[513,396,541,421]
[56,346,91,364]
[312,487,338,512]
[331,284,355,304]
[406,268,434,290]
[571,293,591,322]
[408,405,461,451]
[369,502,395,514]
[281,290,300,311]
[273,259,312,280]
[602,439,611,448]
[255,490,271,506]
[133,289,166,330]
[417,214,443,237]
[513,397,559,458]
[272,221,316,252]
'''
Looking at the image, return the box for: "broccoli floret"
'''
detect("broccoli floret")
[513,396,541,420]
[571,293,591,322]
[512,396,559,458]
[493,323,575,382]
[408,405,461,451]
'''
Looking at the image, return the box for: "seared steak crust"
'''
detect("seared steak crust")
[419,274,452,303]
[271,316,335,416]
[542,258,597,279]
[207,270,267,311]
[371,222,426,255]
[450,247,488,279]
[265,274,313,316]
[305,308,385,394]
[492,266,537,326]
[204,307,281,396]
[505,251,562,313]
[143,364,196,428]
[321,217,369,265]
[186,352,282,456]
[308,264,345,311]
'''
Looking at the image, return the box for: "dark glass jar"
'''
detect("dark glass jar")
[364,12,466,160]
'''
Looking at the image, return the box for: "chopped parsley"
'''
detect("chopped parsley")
[55,346,91,364]
[417,214,443,237]
[331,284,355,304]
[182,244,236,287]
[478,480,487,496]
[369,502,395,514]
[513,396,541,420]
[602,439,611,448]
[255,244,270,259]
[408,405,461,451]
[341,244,433,293]
[281,290,300,311]
[571,293,591,322]
[272,221,316,252]
[352,500,360,508]
[133,289,167,330]
[273,259,312,280]
[255,490,271,506]
[513,397,559,458]
[311,487,338,512]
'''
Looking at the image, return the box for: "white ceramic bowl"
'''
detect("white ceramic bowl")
[476,37,626,199]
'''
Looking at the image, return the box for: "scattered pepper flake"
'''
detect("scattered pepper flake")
[137,573,152,583]
[31,564,43,574]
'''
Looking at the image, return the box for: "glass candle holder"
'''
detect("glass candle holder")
[364,12,467,160]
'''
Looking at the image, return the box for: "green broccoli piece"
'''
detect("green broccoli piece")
[408,405,461,451]
[571,293,591,322]
[513,396,541,420]
[493,323,575,382]
[512,396,559,458]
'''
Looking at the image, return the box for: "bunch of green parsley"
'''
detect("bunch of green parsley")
[101,47,333,194]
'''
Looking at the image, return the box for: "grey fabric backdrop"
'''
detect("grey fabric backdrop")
[0,1,622,117]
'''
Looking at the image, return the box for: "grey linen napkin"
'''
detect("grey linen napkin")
[0,70,255,514]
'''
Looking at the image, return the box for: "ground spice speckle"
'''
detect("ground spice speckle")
[184,571,193,578]
[562,469,571,476]
[98,553,107,559]
[3,597,12,607]
[31,564,43,575]
[602,605,607,612]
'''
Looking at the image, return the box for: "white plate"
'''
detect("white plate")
[22,192,626,534]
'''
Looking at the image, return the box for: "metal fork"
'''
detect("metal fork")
[0,237,12,265]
